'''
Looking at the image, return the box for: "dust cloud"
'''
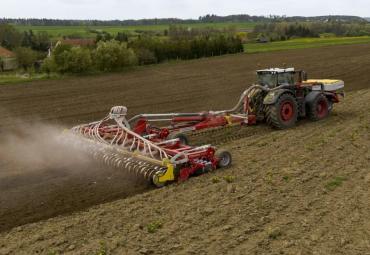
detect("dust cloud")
[0,121,151,232]
[0,122,93,172]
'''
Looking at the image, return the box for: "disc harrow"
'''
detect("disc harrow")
[70,106,232,187]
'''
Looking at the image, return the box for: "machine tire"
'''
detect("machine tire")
[167,132,189,145]
[215,149,232,168]
[307,94,329,121]
[266,93,298,129]
[152,175,166,188]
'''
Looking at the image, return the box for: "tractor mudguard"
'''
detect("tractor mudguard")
[263,89,291,105]
[305,91,322,104]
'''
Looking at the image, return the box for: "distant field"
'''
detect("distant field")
[14,22,256,38]
[244,36,370,53]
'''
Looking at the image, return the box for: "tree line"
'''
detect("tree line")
[1,15,367,27]
[249,21,370,42]
[130,35,243,64]
[42,35,243,73]
[199,14,368,23]
[0,23,242,73]
[0,24,51,50]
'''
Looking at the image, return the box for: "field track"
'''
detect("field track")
[0,44,369,254]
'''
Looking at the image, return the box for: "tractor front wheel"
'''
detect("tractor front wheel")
[266,93,298,129]
[307,94,329,121]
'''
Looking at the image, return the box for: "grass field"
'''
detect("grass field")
[244,36,370,53]
[0,73,60,85]
[14,22,256,38]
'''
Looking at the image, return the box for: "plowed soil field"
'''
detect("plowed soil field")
[0,44,369,254]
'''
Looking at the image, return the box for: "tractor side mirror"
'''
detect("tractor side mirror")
[302,71,308,81]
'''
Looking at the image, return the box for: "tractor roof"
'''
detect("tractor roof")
[257,67,295,73]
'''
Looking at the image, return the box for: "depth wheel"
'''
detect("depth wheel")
[152,174,166,188]
[266,93,298,129]
[215,149,232,168]
[307,94,329,121]
[167,132,189,145]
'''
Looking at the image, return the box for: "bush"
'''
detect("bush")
[46,44,92,73]
[41,56,56,75]
[135,48,157,65]
[15,47,38,70]
[52,44,72,72]
[93,40,137,71]
[65,47,93,73]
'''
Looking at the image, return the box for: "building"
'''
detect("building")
[47,39,96,57]
[0,46,18,71]
[61,38,96,47]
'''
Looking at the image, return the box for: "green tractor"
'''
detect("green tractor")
[250,68,344,129]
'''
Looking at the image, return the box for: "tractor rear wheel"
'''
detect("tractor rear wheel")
[266,93,298,129]
[307,94,329,121]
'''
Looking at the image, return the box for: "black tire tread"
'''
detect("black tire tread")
[307,94,329,121]
[167,132,189,145]
[215,149,232,168]
[265,93,298,129]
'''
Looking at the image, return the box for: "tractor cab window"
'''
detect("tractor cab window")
[277,72,294,86]
[257,72,276,88]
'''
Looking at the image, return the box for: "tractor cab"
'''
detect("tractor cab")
[256,68,307,88]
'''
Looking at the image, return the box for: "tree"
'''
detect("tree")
[95,32,113,43]
[21,30,51,51]
[93,40,137,71]
[0,24,22,49]
[15,47,38,70]
[64,47,92,73]
[115,32,128,42]
[52,44,72,73]
[47,45,92,73]
[33,31,51,51]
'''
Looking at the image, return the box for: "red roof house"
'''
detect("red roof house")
[0,46,16,58]
[61,39,96,47]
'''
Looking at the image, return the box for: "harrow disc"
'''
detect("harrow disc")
[64,134,168,184]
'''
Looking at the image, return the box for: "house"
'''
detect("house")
[61,38,96,47]
[0,46,18,71]
[47,39,96,57]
